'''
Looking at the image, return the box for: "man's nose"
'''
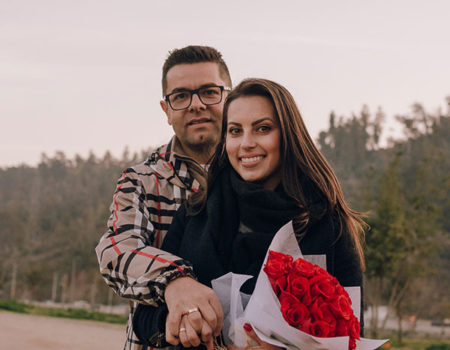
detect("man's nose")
[189,92,206,111]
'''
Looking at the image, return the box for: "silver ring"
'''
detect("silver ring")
[183,307,199,316]
[179,327,186,332]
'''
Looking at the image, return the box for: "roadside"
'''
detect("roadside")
[0,310,125,350]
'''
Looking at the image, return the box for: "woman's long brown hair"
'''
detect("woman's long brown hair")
[188,78,366,269]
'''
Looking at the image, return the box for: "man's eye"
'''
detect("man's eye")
[202,88,220,96]
[172,92,189,101]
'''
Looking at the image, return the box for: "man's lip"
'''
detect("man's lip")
[187,118,211,125]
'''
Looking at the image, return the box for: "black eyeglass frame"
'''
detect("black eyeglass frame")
[164,85,232,111]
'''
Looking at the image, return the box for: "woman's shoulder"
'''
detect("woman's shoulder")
[309,211,341,236]
[299,211,342,253]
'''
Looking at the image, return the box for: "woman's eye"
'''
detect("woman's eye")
[257,125,271,132]
[228,128,241,135]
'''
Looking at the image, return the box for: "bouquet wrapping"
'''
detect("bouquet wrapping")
[211,221,388,350]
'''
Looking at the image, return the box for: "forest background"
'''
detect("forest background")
[0,98,449,338]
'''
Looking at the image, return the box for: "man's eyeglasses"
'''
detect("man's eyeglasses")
[164,85,231,111]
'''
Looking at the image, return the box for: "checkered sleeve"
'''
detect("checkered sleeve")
[95,168,195,306]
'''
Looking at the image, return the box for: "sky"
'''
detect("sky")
[1,0,449,167]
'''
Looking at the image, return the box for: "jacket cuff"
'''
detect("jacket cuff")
[155,259,197,304]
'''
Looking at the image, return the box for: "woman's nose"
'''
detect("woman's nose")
[240,132,256,148]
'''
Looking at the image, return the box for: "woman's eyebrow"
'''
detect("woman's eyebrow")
[251,117,273,126]
[228,117,273,127]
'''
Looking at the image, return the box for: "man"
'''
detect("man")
[95,45,232,350]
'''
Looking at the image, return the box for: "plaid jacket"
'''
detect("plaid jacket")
[95,136,207,350]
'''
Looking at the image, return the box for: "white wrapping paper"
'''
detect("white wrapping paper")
[211,221,388,350]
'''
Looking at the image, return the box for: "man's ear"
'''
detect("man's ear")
[160,100,172,125]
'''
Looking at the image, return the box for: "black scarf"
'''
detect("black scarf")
[202,167,300,292]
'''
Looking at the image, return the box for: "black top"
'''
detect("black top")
[133,167,363,347]
[162,167,362,291]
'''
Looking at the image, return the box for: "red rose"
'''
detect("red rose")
[263,250,361,349]
[279,290,300,310]
[313,264,330,276]
[310,299,337,334]
[279,291,310,329]
[335,283,347,296]
[335,318,349,336]
[309,298,323,320]
[309,274,337,300]
[283,303,311,329]
[309,320,332,337]
[287,275,312,305]
[264,250,293,282]
[348,315,360,340]
[290,258,315,278]
[274,275,288,295]
[329,294,353,320]
[349,337,356,350]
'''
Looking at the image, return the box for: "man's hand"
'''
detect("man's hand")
[164,277,223,349]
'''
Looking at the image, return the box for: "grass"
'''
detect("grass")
[372,335,450,350]
[2,299,449,349]
[0,299,127,324]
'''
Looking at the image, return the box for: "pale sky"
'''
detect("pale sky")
[1,0,449,167]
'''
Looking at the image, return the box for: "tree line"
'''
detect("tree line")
[0,99,448,337]
[318,98,449,337]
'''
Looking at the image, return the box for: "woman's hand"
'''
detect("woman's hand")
[177,313,215,350]
[164,277,223,349]
[227,324,283,350]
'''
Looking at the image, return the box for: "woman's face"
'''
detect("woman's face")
[226,95,282,190]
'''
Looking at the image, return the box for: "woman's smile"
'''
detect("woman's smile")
[240,155,265,165]
[226,95,282,190]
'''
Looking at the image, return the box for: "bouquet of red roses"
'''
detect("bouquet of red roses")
[264,250,360,350]
[212,221,387,350]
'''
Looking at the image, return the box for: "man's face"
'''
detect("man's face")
[161,62,228,156]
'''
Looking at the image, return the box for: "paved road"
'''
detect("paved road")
[381,318,450,338]
[0,310,126,350]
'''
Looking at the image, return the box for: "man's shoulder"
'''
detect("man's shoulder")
[121,139,177,178]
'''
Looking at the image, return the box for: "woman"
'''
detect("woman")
[134,78,366,349]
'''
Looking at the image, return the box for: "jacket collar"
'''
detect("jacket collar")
[146,136,204,191]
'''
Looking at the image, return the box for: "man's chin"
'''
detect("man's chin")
[186,135,219,149]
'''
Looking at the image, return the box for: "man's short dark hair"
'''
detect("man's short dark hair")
[162,45,232,95]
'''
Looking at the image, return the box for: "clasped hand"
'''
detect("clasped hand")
[164,277,282,350]
[164,277,223,350]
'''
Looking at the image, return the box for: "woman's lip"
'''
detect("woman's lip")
[239,155,265,164]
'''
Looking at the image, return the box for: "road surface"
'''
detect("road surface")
[0,310,126,349]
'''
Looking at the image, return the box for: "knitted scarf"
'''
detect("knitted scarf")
[202,166,300,292]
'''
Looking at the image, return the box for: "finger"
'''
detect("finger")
[182,315,202,347]
[185,308,203,334]
[166,310,183,344]
[200,319,213,344]
[178,320,190,348]
[204,338,214,350]
[226,345,242,350]
[243,323,261,345]
[198,304,217,333]
[208,296,224,336]
[165,313,180,346]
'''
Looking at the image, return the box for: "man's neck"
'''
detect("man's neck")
[177,141,215,165]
